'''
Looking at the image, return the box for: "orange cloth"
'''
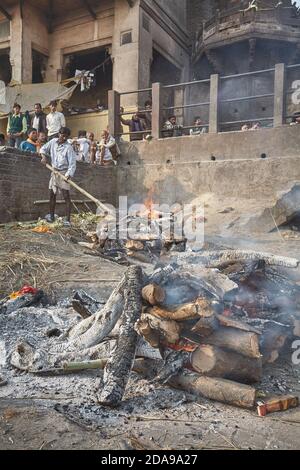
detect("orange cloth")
[32,226,53,234]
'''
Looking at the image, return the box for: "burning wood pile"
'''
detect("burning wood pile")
[81,201,196,264]
[10,249,300,414]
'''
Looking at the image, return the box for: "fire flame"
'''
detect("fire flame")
[141,188,161,220]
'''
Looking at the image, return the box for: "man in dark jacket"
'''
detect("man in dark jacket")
[120,107,146,141]
[31,103,47,135]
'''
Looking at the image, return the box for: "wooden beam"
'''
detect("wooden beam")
[0,4,12,21]
[81,0,97,20]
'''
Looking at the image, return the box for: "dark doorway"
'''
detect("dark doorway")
[151,48,181,86]
[63,47,112,110]
[0,52,11,84]
[32,50,47,84]
[151,49,181,119]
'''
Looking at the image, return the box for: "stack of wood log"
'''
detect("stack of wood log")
[10,251,300,412]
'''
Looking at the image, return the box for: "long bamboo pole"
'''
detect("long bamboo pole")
[45,163,114,215]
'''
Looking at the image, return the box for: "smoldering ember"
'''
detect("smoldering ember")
[1,0,300,453]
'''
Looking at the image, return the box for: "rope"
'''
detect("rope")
[60,56,112,86]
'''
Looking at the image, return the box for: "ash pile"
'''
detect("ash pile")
[2,249,300,415]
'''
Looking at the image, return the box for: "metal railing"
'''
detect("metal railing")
[108,62,300,139]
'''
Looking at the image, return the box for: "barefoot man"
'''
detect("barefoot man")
[40,127,76,226]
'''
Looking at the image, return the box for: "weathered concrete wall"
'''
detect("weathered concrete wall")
[140,0,190,82]
[117,153,300,207]
[187,0,214,35]
[112,0,140,107]
[9,4,22,84]
[2,126,300,223]
[47,1,114,82]
[154,0,187,27]
[113,0,190,108]
[117,125,300,206]
[22,3,49,84]
[0,149,117,223]
[66,111,109,141]
[119,125,300,164]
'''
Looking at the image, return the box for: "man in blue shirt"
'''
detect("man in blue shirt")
[40,127,77,226]
[20,128,39,153]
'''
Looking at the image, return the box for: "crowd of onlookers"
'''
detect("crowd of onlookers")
[1,99,300,156]
[117,98,208,141]
[1,100,120,166]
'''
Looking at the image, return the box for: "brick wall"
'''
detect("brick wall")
[0,148,117,223]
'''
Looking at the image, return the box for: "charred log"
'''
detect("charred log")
[98,266,143,407]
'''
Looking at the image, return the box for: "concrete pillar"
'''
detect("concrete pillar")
[108,90,121,138]
[274,63,286,128]
[10,6,23,84]
[112,0,140,108]
[209,74,219,133]
[152,82,162,139]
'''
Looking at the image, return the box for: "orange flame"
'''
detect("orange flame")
[141,188,160,220]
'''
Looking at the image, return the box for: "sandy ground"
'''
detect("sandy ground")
[0,225,300,450]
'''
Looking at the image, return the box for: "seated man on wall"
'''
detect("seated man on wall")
[71,130,90,162]
[87,132,97,164]
[241,123,250,131]
[20,128,39,153]
[250,122,261,130]
[7,103,28,148]
[163,115,183,138]
[290,112,300,125]
[120,107,146,141]
[190,117,208,136]
[99,129,120,166]
[40,127,77,227]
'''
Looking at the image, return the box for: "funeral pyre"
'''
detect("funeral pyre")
[2,248,300,414]
[79,203,196,265]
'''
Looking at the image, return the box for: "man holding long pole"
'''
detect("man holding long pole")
[40,127,76,226]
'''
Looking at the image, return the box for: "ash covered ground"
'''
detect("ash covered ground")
[0,227,300,450]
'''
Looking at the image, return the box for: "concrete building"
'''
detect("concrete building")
[186,0,300,130]
[1,1,300,135]
[0,1,189,107]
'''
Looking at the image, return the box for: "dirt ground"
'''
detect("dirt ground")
[0,225,300,450]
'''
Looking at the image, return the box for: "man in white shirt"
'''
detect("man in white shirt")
[99,130,120,166]
[72,130,90,162]
[40,127,76,226]
[46,100,66,140]
[190,117,208,136]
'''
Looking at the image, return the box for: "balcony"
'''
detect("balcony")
[193,7,300,62]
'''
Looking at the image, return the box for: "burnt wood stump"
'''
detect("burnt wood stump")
[98,266,143,406]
